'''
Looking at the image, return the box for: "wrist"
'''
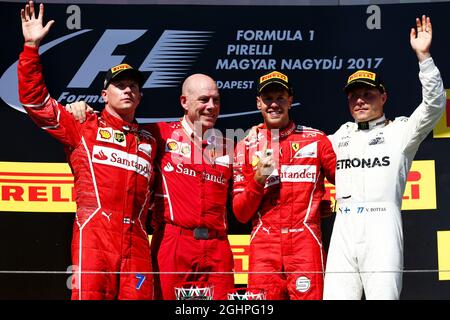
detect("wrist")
[254,173,267,186]
[24,41,39,48]
[417,52,431,63]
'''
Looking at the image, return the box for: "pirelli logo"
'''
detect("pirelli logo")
[110,63,132,73]
[433,89,450,138]
[347,70,376,82]
[437,231,450,281]
[229,235,250,285]
[324,160,436,210]
[0,162,75,212]
[260,71,288,83]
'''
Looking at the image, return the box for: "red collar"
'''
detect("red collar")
[261,121,296,140]
[100,109,139,133]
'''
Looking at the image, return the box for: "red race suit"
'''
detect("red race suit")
[18,45,157,300]
[233,122,335,299]
[148,119,234,300]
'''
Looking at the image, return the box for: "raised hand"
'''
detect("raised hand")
[20,1,55,47]
[254,149,275,186]
[410,15,432,63]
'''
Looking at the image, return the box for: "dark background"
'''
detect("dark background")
[0,2,450,299]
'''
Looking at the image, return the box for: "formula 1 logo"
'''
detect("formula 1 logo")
[1,27,304,122]
[0,29,213,115]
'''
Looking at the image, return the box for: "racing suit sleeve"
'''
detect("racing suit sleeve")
[141,123,163,149]
[319,134,336,185]
[18,45,83,148]
[401,57,447,155]
[318,134,336,218]
[232,140,264,224]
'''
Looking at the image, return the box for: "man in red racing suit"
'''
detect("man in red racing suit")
[149,74,235,300]
[18,1,156,299]
[233,71,336,300]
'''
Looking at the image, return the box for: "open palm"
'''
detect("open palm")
[21,1,54,47]
[410,15,432,61]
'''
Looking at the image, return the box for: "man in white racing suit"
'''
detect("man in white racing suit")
[323,15,446,300]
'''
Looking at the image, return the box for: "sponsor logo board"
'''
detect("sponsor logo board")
[324,160,436,211]
[432,90,450,138]
[437,230,450,281]
[0,162,75,212]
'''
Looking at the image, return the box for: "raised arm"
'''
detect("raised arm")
[402,15,446,155]
[19,1,83,148]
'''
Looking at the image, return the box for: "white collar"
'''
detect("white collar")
[181,116,195,137]
[181,116,217,145]
[356,114,387,130]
